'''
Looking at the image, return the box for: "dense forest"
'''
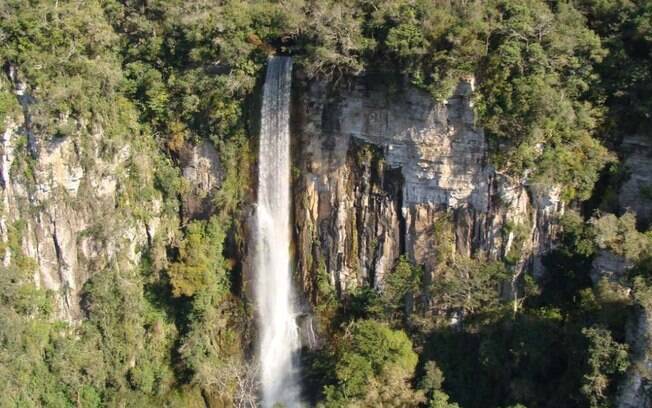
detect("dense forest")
[0,0,651,407]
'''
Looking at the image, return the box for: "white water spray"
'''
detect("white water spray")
[255,56,302,407]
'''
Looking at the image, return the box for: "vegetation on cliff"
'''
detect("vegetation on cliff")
[0,0,651,407]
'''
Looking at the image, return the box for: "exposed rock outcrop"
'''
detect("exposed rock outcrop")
[620,134,652,227]
[618,304,652,408]
[0,66,164,321]
[180,140,222,221]
[616,132,652,408]
[291,75,563,302]
[591,250,633,284]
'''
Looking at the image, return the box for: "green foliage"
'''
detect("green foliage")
[170,214,251,403]
[590,212,651,261]
[321,319,422,406]
[422,218,635,408]
[419,361,445,394]
[365,0,487,99]
[345,286,387,321]
[418,361,460,408]
[269,0,617,200]
[476,1,611,200]
[0,0,136,141]
[0,226,182,406]
[580,0,652,133]
[580,326,629,407]
[167,217,228,298]
[503,220,531,265]
[213,132,252,218]
[537,211,597,310]
[0,1,257,405]
[383,255,422,315]
[0,86,20,130]
[0,224,64,406]
[0,1,649,407]
[299,2,371,79]
[429,391,461,408]
[431,256,509,315]
[560,210,598,258]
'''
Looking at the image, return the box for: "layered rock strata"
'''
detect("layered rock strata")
[291,75,563,302]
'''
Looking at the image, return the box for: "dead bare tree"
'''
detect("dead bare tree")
[198,357,260,408]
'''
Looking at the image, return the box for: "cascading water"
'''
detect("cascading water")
[255,56,302,408]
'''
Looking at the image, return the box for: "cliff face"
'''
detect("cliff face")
[619,134,652,227]
[618,303,652,408]
[0,68,224,322]
[291,75,563,303]
[616,133,652,408]
[0,69,157,321]
[180,140,223,221]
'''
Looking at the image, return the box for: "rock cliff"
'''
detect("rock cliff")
[616,133,652,408]
[180,140,223,221]
[0,67,161,321]
[291,74,564,304]
[618,303,652,408]
[619,134,652,228]
[0,66,224,322]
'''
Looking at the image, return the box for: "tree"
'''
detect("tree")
[431,257,508,315]
[322,320,422,406]
[299,1,369,79]
[430,391,461,408]
[477,0,611,201]
[383,256,422,316]
[591,212,651,261]
[418,360,460,408]
[167,217,227,297]
[580,326,629,408]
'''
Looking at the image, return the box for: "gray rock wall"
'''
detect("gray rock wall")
[0,68,159,321]
[291,75,563,303]
[617,132,652,408]
[618,305,652,408]
[0,65,229,322]
[0,66,221,321]
[620,134,652,227]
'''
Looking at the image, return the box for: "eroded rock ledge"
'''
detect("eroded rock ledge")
[0,66,221,321]
[291,75,563,303]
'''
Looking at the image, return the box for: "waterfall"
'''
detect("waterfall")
[255,56,302,407]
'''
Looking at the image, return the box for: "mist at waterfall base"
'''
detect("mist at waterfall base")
[255,56,303,408]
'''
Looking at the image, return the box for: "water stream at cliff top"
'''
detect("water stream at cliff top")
[255,56,302,407]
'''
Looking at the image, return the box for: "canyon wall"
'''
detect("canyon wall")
[0,65,568,322]
[0,67,155,321]
[0,67,222,321]
[619,134,652,227]
[616,133,652,408]
[291,74,563,303]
